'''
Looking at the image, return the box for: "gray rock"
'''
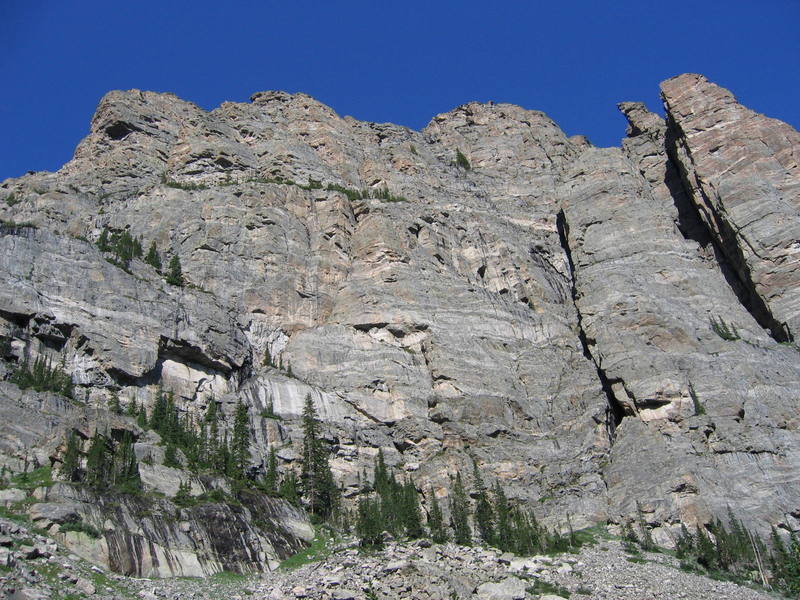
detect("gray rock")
[662,74,800,340]
[0,72,799,581]
[475,576,527,600]
[0,488,27,505]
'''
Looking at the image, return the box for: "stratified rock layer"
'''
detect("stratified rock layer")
[0,73,799,573]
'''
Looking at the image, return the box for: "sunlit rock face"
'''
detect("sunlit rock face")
[1,72,799,573]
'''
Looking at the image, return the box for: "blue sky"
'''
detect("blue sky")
[2,0,798,181]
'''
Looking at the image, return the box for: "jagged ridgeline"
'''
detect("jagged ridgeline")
[0,73,800,579]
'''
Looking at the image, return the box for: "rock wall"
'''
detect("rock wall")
[0,73,799,566]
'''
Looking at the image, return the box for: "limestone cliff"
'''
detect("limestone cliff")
[0,73,799,572]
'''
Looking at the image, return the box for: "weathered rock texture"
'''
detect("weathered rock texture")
[1,73,799,572]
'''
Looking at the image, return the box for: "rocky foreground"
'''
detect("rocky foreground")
[0,514,782,600]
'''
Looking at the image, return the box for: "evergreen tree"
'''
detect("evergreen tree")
[232,400,250,480]
[264,447,279,494]
[126,399,137,417]
[109,391,122,415]
[10,355,73,398]
[300,394,337,519]
[164,443,180,468]
[150,388,168,430]
[636,501,656,551]
[173,480,193,507]
[401,478,424,539]
[279,471,300,507]
[136,404,148,429]
[450,472,472,546]
[60,431,81,482]
[97,227,110,252]
[675,523,694,559]
[85,432,110,489]
[145,241,161,271]
[696,525,717,569]
[472,462,494,545]
[114,430,142,493]
[428,487,448,543]
[356,495,384,549]
[492,481,511,549]
[166,254,183,286]
[373,449,389,497]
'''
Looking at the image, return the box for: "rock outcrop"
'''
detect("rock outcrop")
[0,72,799,574]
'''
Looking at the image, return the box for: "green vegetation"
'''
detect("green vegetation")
[455,148,471,170]
[166,254,184,286]
[689,383,706,416]
[10,355,73,398]
[4,193,19,207]
[0,218,36,229]
[301,394,339,520]
[97,228,143,271]
[279,527,336,569]
[710,315,740,341]
[145,241,162,271]
[210,570,248,582]
[352,455,581,557]
[260,399,281,420]
[84,429,142,494]
[60,520,101,539]
[527,580,571,598]
[356,450,424,549]
[11,465,54,490]
[450,472,472,545]
[161,174,208,190]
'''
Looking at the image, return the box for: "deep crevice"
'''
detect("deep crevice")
[556,210,625,442]
[663,115,791,342]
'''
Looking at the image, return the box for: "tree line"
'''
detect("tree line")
[96,227,183,285]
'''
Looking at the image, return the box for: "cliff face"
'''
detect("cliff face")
[0,73,799,570]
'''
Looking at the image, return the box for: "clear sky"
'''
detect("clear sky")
[2,0,798,182]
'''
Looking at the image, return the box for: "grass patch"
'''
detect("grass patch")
[211,570,248,583]
[61,520,101,539]
[527,579,571,598]
[278,528,335,569]
[11,465,54,490]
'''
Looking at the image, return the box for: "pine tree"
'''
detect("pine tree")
[636,501,655,551]
[85,432,110,489]
[109,391,122,415]
[279,471,300,507]
[696,525,717,569]
[174,480,192,507]
[472,462,494,545]
[166,254,183,286]
[114,430,141,493]
[145,241,161,271]
[136,404,148,429]
[126,399,137,417]
[428,487,448,543]
[60,431,81,482]
[232,399,250,480]
[264,447,278,494]
[675,523,694,559]
[450,472,472,546]
[300,394,337,519]
[150,388,167,430]
[492,481,511,550]
[374,449,389,497]
[356,495,384,549]
[164,443,180,468]
[401,478,424,539]
[97,227,110,252]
